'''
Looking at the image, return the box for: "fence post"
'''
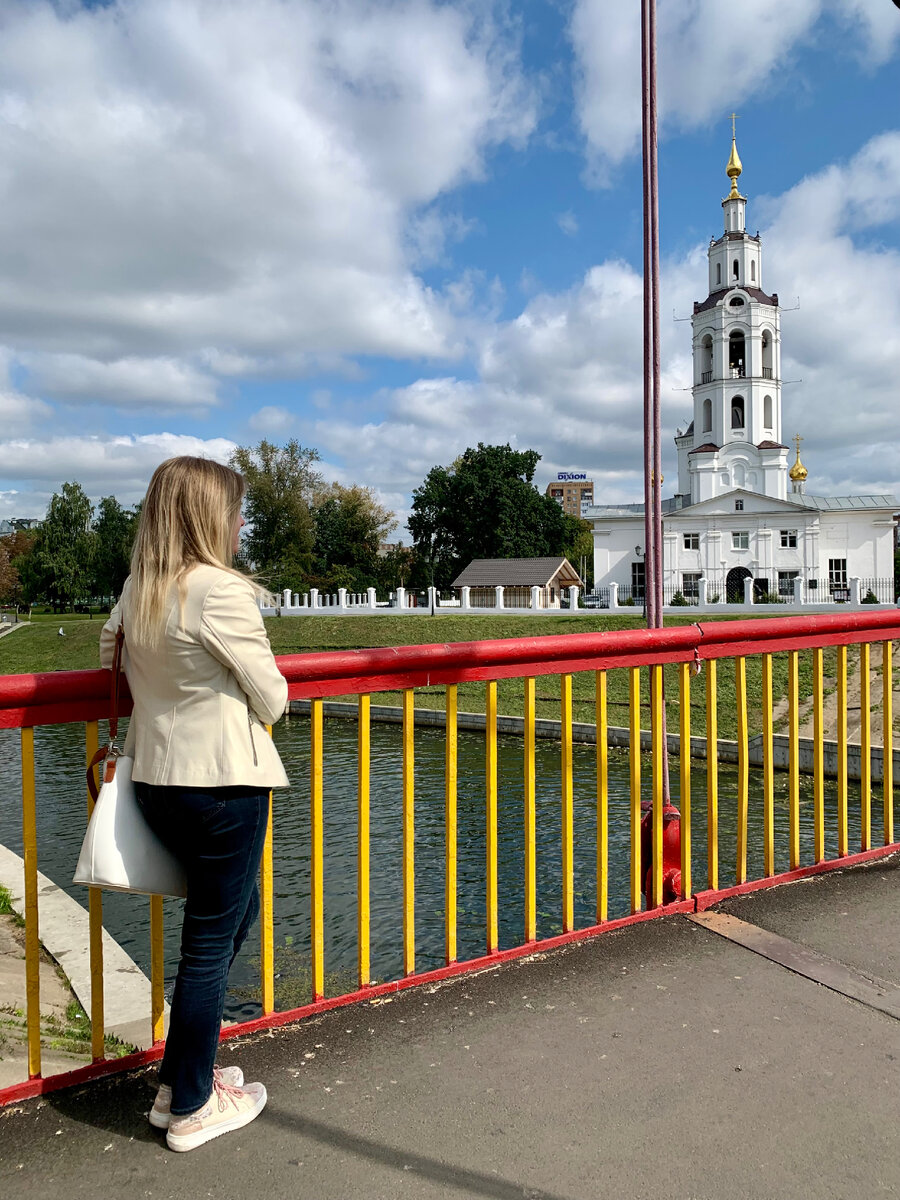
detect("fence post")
[530,585,541,610]
[283,588,291,609]
[743,576,754,606]
[609,582,618,609]
[428,585,438,611]
[794,577,804,606]
[698,578,708,608]
[568,585,580,610]
[460,586,471,612]
[495,585,505,610]
[291,593,299,608]
[367,587,377,611]
[310,588,319,610]
[396,586,407,609]
[338,587,348,612]
[850,578,861,605]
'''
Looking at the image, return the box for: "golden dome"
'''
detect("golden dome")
[726,135,743,199]
[789,434,808,481]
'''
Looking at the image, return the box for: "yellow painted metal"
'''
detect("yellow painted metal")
[884,642,894,846]
[524,678,537,941]
[706,660,718,891]
[859,643,871,852]
[85,721,105,1061]
[788,650,800,871]
[649,665,664,908]
[445,685,458,963]
[150,895,165,1043]
[311,699,325,999]
[561,674,574,932]
[761,656,774,877]
[358,694,371,987]
[21,726,40,1078]
[485,680,499,953]
[629,667,642,913]
[260,767,275,1015]
[402,689,415,976]
[678,663,691,901]
[596,671,608,923]
[735,657,749,885]
[837,645,848,857]
[813,647,825,863]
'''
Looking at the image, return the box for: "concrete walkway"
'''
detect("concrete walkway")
[3,855,900,1198]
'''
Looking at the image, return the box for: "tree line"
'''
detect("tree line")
[0,440,592,610]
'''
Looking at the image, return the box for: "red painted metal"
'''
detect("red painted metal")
[640,801,683,905]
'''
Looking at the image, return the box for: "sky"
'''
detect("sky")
[0,0,898,535]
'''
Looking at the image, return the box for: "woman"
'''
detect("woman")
[100,456,288,1153]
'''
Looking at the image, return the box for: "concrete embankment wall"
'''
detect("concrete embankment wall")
[287,700,899,784]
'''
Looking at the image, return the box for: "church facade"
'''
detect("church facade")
[585,135,897,605]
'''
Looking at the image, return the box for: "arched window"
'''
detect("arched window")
[702,398,712,433]
[764,394,773,429]
[729,330,745,378]
[716,262,721,285]
[733,258,739,280]
[699,333,713,383]
[761,330,774,379]
[731,396,745,430]
[750,261,756,282]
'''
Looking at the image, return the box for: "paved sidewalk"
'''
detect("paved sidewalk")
[3,855,900,1199]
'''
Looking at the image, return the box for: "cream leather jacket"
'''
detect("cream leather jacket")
[100,565,289,789]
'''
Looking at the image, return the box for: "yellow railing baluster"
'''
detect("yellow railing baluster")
[706,660,718,891]
[679,662,691,901]
[837,645,848,857]
[486,681,498,954]
[629,667,642,913]
[735,658,749,885]
[445,685,457,965]
[260,752,275,1015]
[524,678,537,942]
[150,895,165,1043]
[22,727,40,1079]
[813,647,825,862]
[860,643,871,852]
[650,665,663,908]
[85,721,105,1061]
[311,699,325,1000]
[761,656,774,877]
[596,671,608,923]
[358,694,371,987]
[884,642,894,846]
[561,674,574,932]
[402,689,415,975]
[788,650,800,870]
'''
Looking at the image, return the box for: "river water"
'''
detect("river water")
[0,714,872,1022]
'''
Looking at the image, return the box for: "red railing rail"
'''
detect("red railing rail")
[2,609,899,726]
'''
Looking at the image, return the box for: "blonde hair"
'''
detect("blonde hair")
[128,456,248,645]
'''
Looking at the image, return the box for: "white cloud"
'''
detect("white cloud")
[20,354,220,410]
[570,1,899,177]
[0,0,536,368]
[248,406,296,433]
[556,211,579,237]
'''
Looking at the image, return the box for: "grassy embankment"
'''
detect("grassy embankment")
[0,610,861,743]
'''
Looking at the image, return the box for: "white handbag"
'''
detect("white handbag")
[73,624,188,898]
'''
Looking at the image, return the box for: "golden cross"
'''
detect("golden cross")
[730,112,740,139]
[793,432,803,455]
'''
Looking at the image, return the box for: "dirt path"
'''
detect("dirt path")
[772,647,900,745]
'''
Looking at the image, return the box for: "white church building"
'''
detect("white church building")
[586,135,897,607]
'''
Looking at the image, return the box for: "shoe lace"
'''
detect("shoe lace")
[213,1077,245,1113]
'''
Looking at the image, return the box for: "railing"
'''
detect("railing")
[762,366,774,379]
[700,370,713,384]
[1,610,899,1106]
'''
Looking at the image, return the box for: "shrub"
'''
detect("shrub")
[669,591,690,607]
[862,589,878,604]
[623,596,635,607]
[708,592,720,604]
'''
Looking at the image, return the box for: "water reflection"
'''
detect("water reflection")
[0,714,873,1022]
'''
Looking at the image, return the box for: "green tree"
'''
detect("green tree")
[408,444,582,588]
[563,518,594,589]
[25,482,95,610]
[92,497,138,603]
[229,440,323,589]
[312,483,397,590]
[0,529,36,607]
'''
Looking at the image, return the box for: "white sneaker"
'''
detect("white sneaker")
[149,1065,245,1129]
[166,1079,267,1152]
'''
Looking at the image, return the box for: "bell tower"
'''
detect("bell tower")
[677,120,788,505]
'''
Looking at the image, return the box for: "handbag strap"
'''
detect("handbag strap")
[87,623,125,803]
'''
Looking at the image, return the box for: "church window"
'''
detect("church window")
[762,331,774,379]
[682,573,701,600]
[778,571,799,597]
[764,395,773,428]
[780,529,798,548]
[735,499,744,511]
[716,262,721,285]
[731,396,745,428]
[631,561,646,601]
[702,398,712,432]
[733,259,739,280]
[729,296,744,307]
[732,531,749,550]
[684,533,700,550]
[729,332,745,377]
[828,559,848,597]
[751,261,756,282]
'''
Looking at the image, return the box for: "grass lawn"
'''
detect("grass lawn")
[0,609,849,743]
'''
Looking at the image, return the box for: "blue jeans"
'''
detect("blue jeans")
[135,782,270,1116]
